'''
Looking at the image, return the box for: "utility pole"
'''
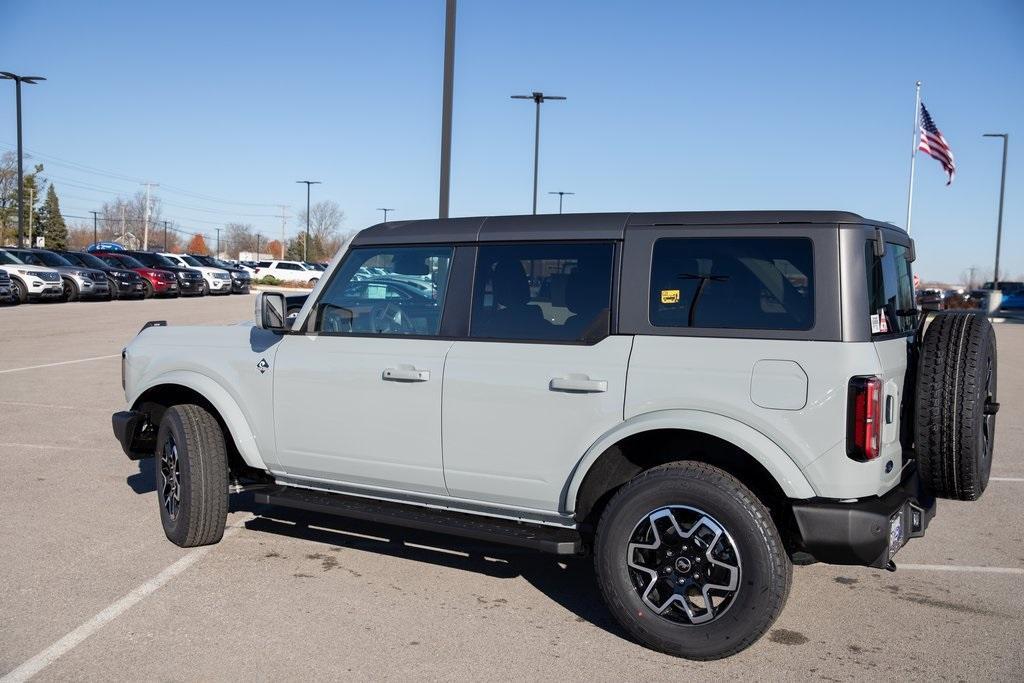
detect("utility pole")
[1,72,46,247]
[162,221,170,251]
[119,205,126,243]
[141,182,158,250]
[90,211,100,244]
[278,205,289,259]
[511,91,566,214]
[255,234,261,261]
[27,187,34,246]
[215,227,222,258]
[295,180,321,262]
[983,133,1009,290]
[547,191,574,214]
[377,208,395,222]
[438,0,457,219]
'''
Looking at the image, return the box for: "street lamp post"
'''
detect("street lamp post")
[1,72,46,247]
[511,91,565,214]
[547,191,574,214]
[983,134,1009,290]
[296,180,321,262]
[377,208,395,223]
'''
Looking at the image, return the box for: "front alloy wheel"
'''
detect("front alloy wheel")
[159,434,182,520]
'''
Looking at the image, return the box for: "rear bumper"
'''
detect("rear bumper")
[791,462,935,568]
[111,410,156,460]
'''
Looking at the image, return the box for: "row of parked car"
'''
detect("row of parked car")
[0,247,259,304]
[917,282,1024,312]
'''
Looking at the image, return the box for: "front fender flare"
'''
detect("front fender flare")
[131,370,268,471]
[562,409,818,514]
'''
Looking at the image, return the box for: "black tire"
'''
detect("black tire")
[11,278,28,304]
[199,280,209,296]
[155,404,229,547]
[914,311,998,501]
[106,277,118,300]
[595,462,791,660]
[143,280,154,298]
[62,278,79,302]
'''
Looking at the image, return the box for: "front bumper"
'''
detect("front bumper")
[114,279,146,297]
[112,410,156,460]
[78,278,111,299]
[791,462,935,568]
[178,278,204,296]
[230,278,251,293]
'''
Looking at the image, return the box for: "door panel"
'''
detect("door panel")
[273,335,452,494]
[441,336,632,511]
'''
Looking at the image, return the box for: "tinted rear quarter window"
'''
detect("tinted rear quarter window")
[865,242,916,335]
[649,237,814,330]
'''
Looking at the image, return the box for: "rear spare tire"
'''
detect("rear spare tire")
[155,404,229,547]
[914,311,998,501]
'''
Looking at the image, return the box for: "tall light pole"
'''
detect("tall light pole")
[1,72,46,247]
[377,208,395,222]
[296,180,321,262]
[438,0,457,219]
[983,133,1009,290]
[548,191,574,214]
[511,91,565,214]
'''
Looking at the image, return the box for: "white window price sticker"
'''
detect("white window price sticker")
[870,313,881,334]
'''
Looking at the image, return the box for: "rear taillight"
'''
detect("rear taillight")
[847,376,883,461]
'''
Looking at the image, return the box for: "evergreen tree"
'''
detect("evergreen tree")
[37,184,68,249]
[285,236,305,261]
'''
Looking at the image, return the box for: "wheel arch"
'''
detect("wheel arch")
[564,410,817,526]
[131,371,268,472]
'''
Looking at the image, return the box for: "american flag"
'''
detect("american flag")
[918,103,955,185]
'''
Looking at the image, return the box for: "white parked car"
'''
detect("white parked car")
[0,249,65,303]
[254,260,322,286]
[158,253,232,295]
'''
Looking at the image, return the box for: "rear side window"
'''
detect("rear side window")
[470,243,614,342]
[650,237,814,330]
[865,242,916,335]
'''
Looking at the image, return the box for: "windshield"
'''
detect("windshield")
[180,255,203,267]
[131,252,176,268]
[14,250,72,267]
[0,250,26,265]
[70,252,110,269]
[104,254,144,269]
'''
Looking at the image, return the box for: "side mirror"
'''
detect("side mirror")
[254,292,287,330]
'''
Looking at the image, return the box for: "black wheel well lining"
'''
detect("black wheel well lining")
[573,428,799,550]
[133,384,250,479]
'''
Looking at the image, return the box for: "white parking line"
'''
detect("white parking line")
[0,355,119,375]
[990,477,1024,482]
[0,519,250,683]
[0,442,111,453]
[898,563,1024,575]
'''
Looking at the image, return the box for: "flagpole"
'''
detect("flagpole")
[905,80,922,234]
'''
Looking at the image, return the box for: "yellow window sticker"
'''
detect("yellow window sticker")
[660,289,680,304]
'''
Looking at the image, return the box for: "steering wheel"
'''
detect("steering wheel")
[370,302,415,334]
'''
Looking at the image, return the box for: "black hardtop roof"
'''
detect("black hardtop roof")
[350,211,902,246]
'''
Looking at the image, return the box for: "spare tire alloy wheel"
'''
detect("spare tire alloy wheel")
[915,311,998,501]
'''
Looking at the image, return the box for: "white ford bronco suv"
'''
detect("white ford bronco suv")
[113,211,998,659]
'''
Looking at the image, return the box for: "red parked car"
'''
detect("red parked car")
[95,252,179,298]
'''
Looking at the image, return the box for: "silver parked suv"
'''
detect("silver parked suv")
[112,211,998,659]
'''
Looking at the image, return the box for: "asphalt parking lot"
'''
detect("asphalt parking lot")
[1,295,1022,681]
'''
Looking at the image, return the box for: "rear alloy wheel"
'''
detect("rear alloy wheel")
[595,461,791,660]
[63,278,79,302]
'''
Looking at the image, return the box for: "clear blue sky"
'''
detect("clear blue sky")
[2,0,1021,281]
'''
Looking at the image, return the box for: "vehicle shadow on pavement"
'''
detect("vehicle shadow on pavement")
[237,500,628,641]
[126,457,156,494]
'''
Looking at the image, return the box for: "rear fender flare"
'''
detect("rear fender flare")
[562,409,817,514]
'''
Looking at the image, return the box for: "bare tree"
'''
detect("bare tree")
[297,200,346,259]
[224,222,257,258]
[98,191,164,249]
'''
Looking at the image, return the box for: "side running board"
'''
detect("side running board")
[254,487,583,555]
